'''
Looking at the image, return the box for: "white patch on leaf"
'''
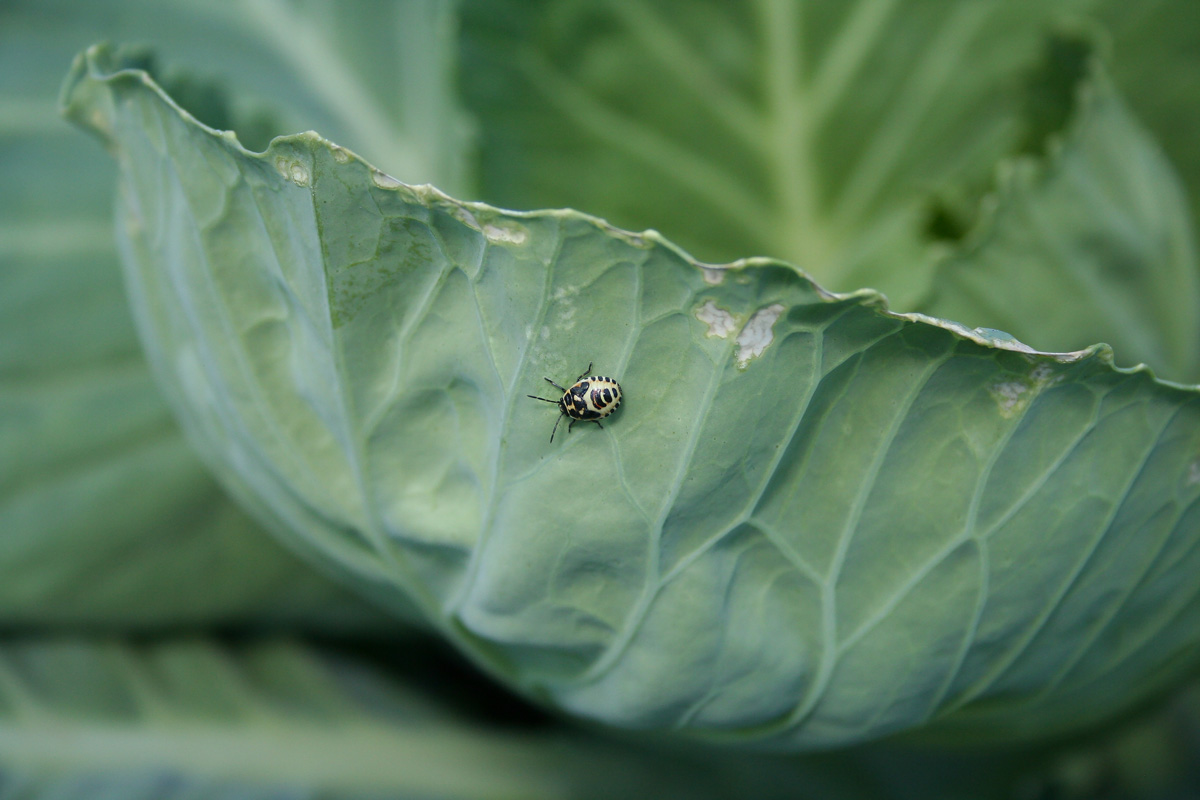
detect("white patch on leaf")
[483,222,528,245]
[988,363,1061,418]
[88,108,111,138]
[275,157,310,187]
[695,300,736,338]
[990,381,1028,415]
[289,163,310,186]
[1030,363,1054,381]
[370,169,402,189]
[734,304,785,367]
[551,285,580,331]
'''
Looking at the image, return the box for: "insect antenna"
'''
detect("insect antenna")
[527,394,559,403]
[543,377,566,391]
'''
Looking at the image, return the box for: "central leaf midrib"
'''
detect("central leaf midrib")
[759,0,824,270]
[238,0,426,181]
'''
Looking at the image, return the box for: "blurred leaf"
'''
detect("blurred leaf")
[0,634,1047,800]
[0,9,405,630]
[0,0,472,191]
[3,637,1198,799]
[459,0,1092,307]
[63,45,1200,749]
[923,60,1200,381]
[0,636,707,800]
[1096,0,1200,242]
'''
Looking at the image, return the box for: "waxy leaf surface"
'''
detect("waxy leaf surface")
[63,45,1200,748]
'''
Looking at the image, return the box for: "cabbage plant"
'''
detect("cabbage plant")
[5,0,1200,797]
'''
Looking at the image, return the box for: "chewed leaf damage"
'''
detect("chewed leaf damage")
[695,300,736,338]
[735,304,785,367]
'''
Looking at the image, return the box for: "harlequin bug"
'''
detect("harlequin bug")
[527,362,622,442]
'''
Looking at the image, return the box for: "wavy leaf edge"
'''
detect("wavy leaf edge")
[61,42,1200,398]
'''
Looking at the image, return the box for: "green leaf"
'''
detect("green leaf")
[63,44,1200,749]
[0,0,472,194]
[0,23,402,630]
[0,635,1053,800]
[0,636,716,800]
[923,60,1200,382]
[459,0,1090,307]
[2,638,1197,800]
[1096,0,1200,243]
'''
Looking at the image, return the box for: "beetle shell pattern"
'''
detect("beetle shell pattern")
[527,364,622,442]
[562,376,622,420]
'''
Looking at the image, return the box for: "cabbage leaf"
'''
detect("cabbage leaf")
[63,43,1200,749]
[0,17,397,630]
[926,63,1200,381]
[460,0,1089,307]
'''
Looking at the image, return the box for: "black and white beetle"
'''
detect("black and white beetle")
[527,362,622,442]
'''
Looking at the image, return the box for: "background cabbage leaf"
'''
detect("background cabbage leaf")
[924,61,1200,382]
[5,634,1136,800]
[0,12,404,630]
[1099,0,1200,242]
[5,0,1200,793]
[0,636,776,800]
[1,0,472,192]
[62,44,1200,750]
[458,0,1200,381]
[459,0,1092,308]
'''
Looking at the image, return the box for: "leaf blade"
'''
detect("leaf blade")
[924,61,1200,381]
[64,44,1200,748]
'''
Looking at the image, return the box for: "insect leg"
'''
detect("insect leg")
[575,362,593,381]
[550,412,564,442]
[543,377,566,391]
[568,418,577,434]
[594,420,604,430]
